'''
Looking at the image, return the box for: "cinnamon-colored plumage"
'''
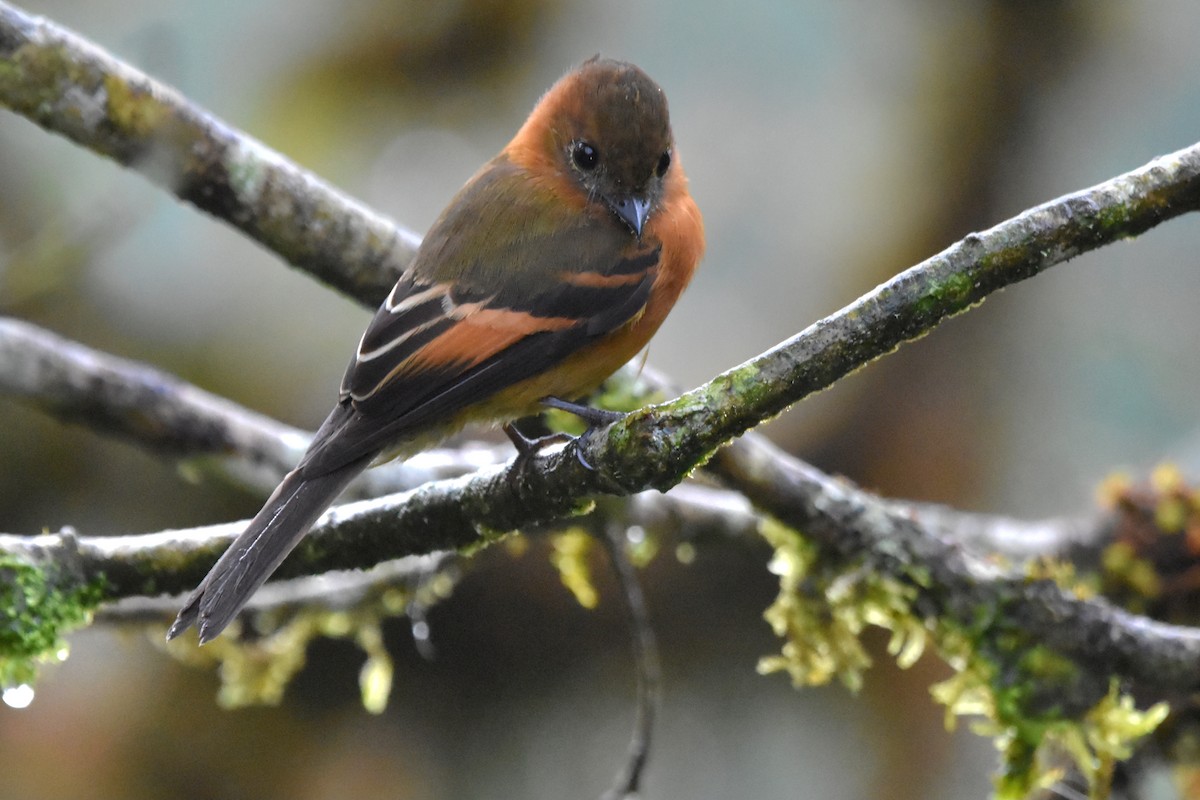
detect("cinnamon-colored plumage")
[169,57,705,643]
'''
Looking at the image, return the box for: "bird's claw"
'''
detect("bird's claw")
[503,398,626,478]
[502,422,573,475]
[540,396,625,428]
[542,396,627,472]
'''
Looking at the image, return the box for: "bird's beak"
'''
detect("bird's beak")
[608,194,651,236]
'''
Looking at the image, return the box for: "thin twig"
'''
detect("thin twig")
[598,521,661,800]
[96,552,450,623]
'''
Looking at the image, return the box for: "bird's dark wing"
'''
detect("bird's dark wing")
[297,159,662,476]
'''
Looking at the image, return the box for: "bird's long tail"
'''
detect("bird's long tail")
[167,458,369,644]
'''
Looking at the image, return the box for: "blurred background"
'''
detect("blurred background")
[2,1,1200,798]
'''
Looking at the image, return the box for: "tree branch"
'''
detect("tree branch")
[0,312,1106,566]
[0,315,510,497]
[95,552,451,623]
[0,477,763,607]
[596,140,1200,493]
[0,2,418,302]
[712,436,1200,693]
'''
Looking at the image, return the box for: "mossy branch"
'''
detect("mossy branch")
[597,140,1200,492]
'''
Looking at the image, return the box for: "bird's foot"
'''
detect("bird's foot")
[540,396,626,471]
[503,397,626,476]
[502,422,573,474]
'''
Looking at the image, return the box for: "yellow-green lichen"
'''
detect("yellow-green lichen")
[913,268,983,319]
[1024,556,1096,600]
[934,270,976,305]
[1148,463,1197,534]
[0,555,104,688]
[937,604,1165,800]
[547,521,662,611]
[935,658,1167,800]
[0,42,79,119]
[755,519,1166,799]
[459,524,521,558]
[0,58,19,84]
[756,518,924,692]
[102,73,169,138]
[1093,201,1135,238]
[161,570,455,714]
[1093,463,1200,608]
[356,621,394,715]
[550,528,600,609]
[1100,541,1161,601]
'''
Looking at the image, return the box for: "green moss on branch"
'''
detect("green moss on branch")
[0,554,104,687]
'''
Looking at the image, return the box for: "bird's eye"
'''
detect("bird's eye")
[656,149,671,178]
[571,141,598,171]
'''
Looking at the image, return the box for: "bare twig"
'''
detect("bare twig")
[0,316,509,497]
[598,521,661,800]
[96,552,451,623]
[0,2,418,302]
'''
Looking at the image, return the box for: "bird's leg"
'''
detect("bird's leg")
[541,396,626,471]
[503,397,626,476]
[502,421,572,466]
[540,396,625,428]
[503,419,575,489]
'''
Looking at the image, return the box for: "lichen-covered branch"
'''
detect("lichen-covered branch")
[0,2,418,302]
[0,474,762,607]
[7,0,1200,681]
[0,316,308,482]
[594,142,1200,492]
[3,1,1198,480]
[0,311,1108,570]
[712,436,1200,693]
[5,0,1193,558]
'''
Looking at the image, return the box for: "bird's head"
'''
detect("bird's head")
[516,58,676,237]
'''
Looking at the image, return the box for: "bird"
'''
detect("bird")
[168,57,705,644]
